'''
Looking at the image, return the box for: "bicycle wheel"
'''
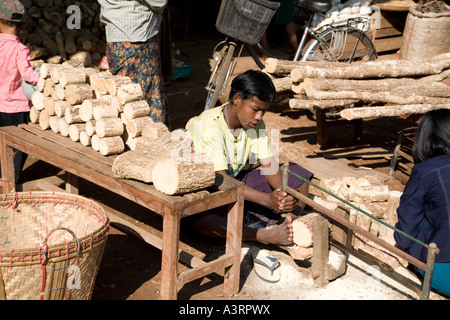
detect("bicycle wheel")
[302,25,377,62]
[205,41,237,110]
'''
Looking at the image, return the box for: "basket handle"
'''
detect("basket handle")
[41,227,81,264]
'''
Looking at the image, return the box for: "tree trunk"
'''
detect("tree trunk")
[151,154,216,195]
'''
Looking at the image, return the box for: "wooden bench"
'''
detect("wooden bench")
[0,124,244,300]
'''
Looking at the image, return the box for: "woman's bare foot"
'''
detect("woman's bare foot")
[255,214,294,245]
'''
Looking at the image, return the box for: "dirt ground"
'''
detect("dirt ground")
[20,29,448,302]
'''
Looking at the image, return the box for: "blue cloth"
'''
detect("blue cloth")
[419,263,450,297]
[394,154,450,263]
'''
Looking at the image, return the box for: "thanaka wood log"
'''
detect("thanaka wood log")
[53,84,65,100]
[57,118,69,137]
[95,117,124,138]
[98,136,125,156]
[122,100,150,120]
[79,131,91,146]
[290,53,450,82]
[55,31,67,61]
[91,134,100,151]
[69,51,92,67]
[151,154,215,195]
[50,65,71,84]
[79,99,109,122]
[97,74,114,95]
[141,121,170,140]
[43,78,55,97]
[289,98,358,110]
[58,67,87,88]
[117,83,143,105]
[112,149,171,183]
[64,83,93,105]
[89,71,112,91]
[64,105,83,124]
[30,106,40,123]
[264,57,342,75]
[49,115,59,133]
[292,212,323,248]
[43,96,56,115]
[126,116,154,138]
[340,104,450,120]
[107,75,132,96]
[93,104,119,120]
[69,123,86,142]
[54,100,70,118]
[85,120,96,136]
[31,91,44,111]
[38,109,50,130]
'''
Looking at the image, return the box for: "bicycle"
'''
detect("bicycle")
[205,0,378,110]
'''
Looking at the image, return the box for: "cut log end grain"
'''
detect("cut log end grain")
[292,213,325,248]
[151,156,215,195]
[126,116,154,138]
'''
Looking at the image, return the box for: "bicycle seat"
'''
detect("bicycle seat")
[296,0,332,13]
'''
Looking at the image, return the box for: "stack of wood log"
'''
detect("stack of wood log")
[265,52,450,119]
[30,60,216,195]
[297,175,405,271]
[21,0,106,68]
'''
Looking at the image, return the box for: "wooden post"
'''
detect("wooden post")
[311,215,329,287]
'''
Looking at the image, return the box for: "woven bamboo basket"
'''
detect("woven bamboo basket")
[0,190,110,300]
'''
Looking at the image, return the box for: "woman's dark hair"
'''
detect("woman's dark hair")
[412,109,450,163]
[228,69,276,104]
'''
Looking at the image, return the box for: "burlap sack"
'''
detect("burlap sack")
[400,1,450,60]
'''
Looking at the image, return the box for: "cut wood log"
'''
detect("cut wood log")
[340,104,450,120]
[95,117,124,138]
[272,76,293,93]
[107,75,132,95]
[50,65,71,84]
[65,83,93,105]
[112,149,170,183]
[85,120,96,136]
[89,71,112,91]
[122,100,150,120]
[290,52,450,82]
[79,99,109,121]
[43,78,55,97]
[289,98,358,110]
[151,154,215,195]
[54,100,70,118]
[292,212,324,248]
[117,83,143,105]
[53,83,65,100]
[348,185,390,203]
[91,134,100,151]
[38,109,50,130]
[43,96,56,115]
[58,67,86,88]
[49,115,59,133]
[57,118,69,137]
[69,123,86,142]
[64,105,83,124]
[30,106,40,123]
[79,131,91,146]
[93,104,119,120]
[265,57,341,75]
[98,136,125,156]
[31,91,44,110]
[126,116,154,138]
[141,121,170,140]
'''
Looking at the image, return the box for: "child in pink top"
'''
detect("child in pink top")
[0,0,40,182]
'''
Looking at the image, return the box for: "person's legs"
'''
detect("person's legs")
[106,38,170,127]
[188,163,313,245]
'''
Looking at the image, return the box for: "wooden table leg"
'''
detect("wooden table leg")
[223,187,244,296]
[160,206,181,300]
[316,109,327,149]
[0,133,16,190]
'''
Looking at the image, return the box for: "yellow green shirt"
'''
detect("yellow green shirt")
[188,105,272,177]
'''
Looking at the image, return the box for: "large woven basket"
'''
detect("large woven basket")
[0,190,110,300]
